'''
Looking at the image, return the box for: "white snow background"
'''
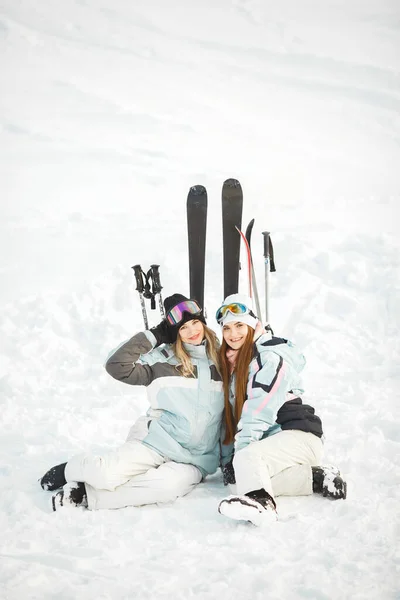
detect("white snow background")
[1,1,399,599]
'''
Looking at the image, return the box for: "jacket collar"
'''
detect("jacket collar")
[183,340,208,359]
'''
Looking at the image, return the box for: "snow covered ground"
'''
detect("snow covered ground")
[1,1,399,598]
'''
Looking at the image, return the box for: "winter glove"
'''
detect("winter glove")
[150,320,174,347]
[222,460,236,486]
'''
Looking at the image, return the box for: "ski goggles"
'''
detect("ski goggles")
[215,302,255,324]
[166,300,202,326]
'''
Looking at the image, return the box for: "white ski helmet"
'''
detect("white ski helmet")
[217,293,258,329]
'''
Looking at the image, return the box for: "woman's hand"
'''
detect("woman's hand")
[253,320,266,341]
[226,347,238,372]
[222,459,236,485]
[150,320,174,346]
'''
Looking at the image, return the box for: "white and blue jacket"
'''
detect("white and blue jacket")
[223,333,323,462]
[105,331,224,477]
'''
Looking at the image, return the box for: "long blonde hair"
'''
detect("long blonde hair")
[173,324,220,377]
[220,327,254,444]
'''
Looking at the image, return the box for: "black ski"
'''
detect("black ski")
[222,178,243,297]
[187,184,207,308]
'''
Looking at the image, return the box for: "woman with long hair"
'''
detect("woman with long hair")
[40,294,223,511]
[217,293,346,526]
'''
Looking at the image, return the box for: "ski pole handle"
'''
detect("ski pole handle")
[132,264,145,292]
[262,232,276,270]
[146,266,156,310]
[150,264,162,293]
[269,239,276,272]
[262,231,270,260]
[150,264,165,317]
[132,264,149,329]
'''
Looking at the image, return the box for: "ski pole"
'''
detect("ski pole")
[132,264,149,329]
[269,236,276,273]
[144,268,156,310]
[261,232,272,328]
[150,264,165,318]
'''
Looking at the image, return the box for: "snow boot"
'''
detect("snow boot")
[312,466,347,500]
[40,462,67,491]
[218,488,277,526]
[52,482,88,511]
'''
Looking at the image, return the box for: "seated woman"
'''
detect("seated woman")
[40,294,224,511]
[216,293,346,527]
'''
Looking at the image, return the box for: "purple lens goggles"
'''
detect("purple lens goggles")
[166,300,202,325]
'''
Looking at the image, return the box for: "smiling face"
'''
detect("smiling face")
[222,321,249,350]
[178,319,205,345]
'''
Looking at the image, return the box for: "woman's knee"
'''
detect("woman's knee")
[157,463,201,500]
[233,444,260,469]
[72,455,121,491]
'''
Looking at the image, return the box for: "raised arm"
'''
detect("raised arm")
[105,331,157,386]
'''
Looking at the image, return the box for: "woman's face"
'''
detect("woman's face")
[178,319,205,345]
[222,321,249,350]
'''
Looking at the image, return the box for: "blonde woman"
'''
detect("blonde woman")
[40,294,224,511]
[216,293,346,526]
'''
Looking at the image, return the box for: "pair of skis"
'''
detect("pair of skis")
[187,178,275,327]
[187,178,242,309]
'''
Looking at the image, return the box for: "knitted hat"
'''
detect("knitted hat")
[164,294,189,315]
[164,294,206,343]
[217,293,258,330]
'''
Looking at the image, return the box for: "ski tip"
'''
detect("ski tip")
[245,218,255,240]
[188,185,207,195]
[223,178,241,188]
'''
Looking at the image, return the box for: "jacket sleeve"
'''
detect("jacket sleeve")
[105,331,157,386]
[219,419,234,467]
[234,351,289,453]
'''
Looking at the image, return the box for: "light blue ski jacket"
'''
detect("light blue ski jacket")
[105,331,224,477]
[223,333,314,463]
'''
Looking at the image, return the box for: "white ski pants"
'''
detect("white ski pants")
[232,430,323,498]
[65,440,202,510]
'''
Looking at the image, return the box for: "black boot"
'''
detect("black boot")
[312,466,347,500]
[40,462,67,491]
[245,488,277,511]
[52,482,88,511]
